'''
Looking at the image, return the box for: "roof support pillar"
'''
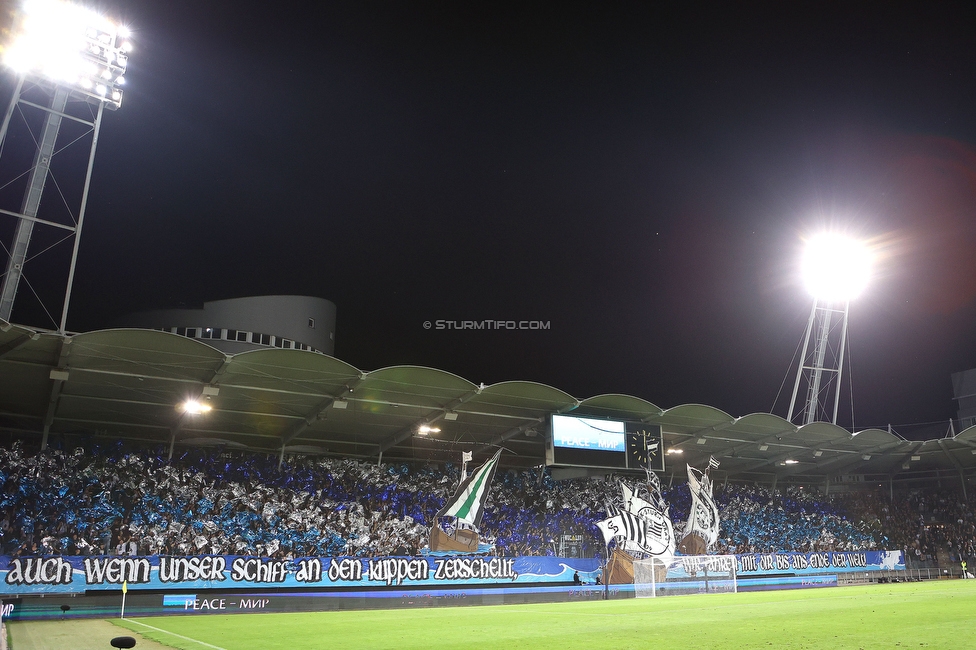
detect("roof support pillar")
[167,422,179,461]
[937,439,967,500]
[41,337,72,450]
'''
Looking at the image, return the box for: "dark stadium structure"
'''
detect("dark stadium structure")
[2,320,976,494]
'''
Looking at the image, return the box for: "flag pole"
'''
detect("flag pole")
[120,580,128,619]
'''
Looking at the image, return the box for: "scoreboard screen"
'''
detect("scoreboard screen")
[546,414,664,471]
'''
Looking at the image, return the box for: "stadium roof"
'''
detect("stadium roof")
[2,322,976,484]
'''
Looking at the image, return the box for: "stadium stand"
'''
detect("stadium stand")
[1,442,973,570]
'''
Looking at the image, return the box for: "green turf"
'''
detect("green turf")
[112,580,976,650]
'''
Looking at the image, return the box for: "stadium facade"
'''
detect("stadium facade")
[118,295,337,356]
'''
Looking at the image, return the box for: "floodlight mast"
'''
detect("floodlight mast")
[786,234,870,426]
[787,299,850,425]
[0,0,129,331]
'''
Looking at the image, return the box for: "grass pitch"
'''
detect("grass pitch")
[91,580,976,650]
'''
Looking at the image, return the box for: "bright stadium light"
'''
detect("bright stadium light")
[3,0,129,109]
[800,233,872,302]
[182,400,212,415]
[787,230,873,427]
[0,0,132,332]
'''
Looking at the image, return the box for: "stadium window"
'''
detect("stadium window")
[202,327,215,339]
[273,337,283,348]
[176,327,186,336]
[187,328,199,338]
[308,318,315,329]
[225,329,236,340]
[260,333,271,346]
[283,339,293,349]
[237,331,249,342]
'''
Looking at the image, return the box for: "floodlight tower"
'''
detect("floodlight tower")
[786,233,872,426]
[0,0,129,331]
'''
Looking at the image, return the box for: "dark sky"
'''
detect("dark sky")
[3,1,976,432]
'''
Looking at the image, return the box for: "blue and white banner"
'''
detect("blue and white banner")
[733,550,904,576]
[0,550,903,596]
[0,554,602,595]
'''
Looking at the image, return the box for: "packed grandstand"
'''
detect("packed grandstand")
[1,442,972,570]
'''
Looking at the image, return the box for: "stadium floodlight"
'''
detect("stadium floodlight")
[3,0,129,110]
[0,0,131,331]
[787,232,873,427]
[800,233,872,303]
[182,400,212,415]
[417,425,440,435]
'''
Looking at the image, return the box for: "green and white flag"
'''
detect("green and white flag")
[435,449,502,527]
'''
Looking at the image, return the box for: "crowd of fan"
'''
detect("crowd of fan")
[875,489,976,567]
[709,483,881,555]
[0,442,972,567]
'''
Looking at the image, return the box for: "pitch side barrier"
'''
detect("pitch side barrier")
[0,551,905,619]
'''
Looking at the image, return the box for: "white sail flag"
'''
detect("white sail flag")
[685,463,720,547]
[596,512,644,549]
[596,509,674,557]
[619,481,634,506]
[596,516,621,545]
[435,449,502,527]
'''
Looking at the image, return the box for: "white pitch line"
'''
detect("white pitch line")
[126,618,229,650]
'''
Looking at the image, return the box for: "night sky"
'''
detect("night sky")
[2,1,976,433]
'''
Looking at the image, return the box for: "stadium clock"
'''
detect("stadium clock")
[625,425,664,472]
[546,415,663,471]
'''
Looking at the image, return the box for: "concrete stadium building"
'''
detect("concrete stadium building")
[118,295,336,356]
